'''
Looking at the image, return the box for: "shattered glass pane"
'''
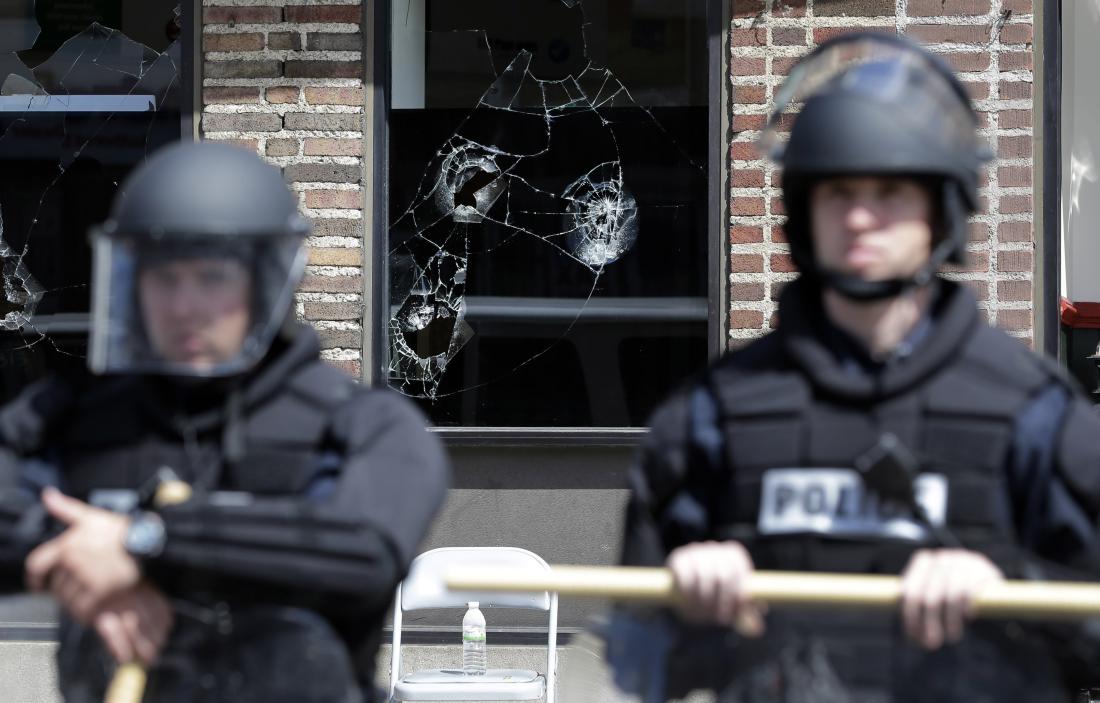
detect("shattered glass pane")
[0,1,185,401]
[388,0,709,426]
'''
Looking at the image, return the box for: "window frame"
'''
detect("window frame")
[16,2,201,336]
[367,0,729,443]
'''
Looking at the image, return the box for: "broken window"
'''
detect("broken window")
[388,0,710,427]
[0,1,187,401]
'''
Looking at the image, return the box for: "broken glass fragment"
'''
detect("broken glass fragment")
[0,206,43,330]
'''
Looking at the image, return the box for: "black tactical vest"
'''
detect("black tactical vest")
[47,360,353,503]
[697,281,1064,576]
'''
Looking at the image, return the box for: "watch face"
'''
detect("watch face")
[126,514,165,558]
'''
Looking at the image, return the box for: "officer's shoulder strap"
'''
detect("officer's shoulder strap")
[706,332,808,418]
[954,323,1075,397]
[282,358,359,413]
[240,359,362,452]
[678,333,800,527]
[0,375,136,454]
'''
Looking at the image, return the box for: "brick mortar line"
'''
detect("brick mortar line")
[307,236,361,246]
[751,17,1032,26]
[203,26,361,35]
[291,183,362,191]
[203,0,359,5]
[203,24,360,32]
[319,350,363,362]
[302,208,364,218]
[304,265,362,275]
[204,51,362,60]
[203,104,363,113]
[205,78,361,87]
[259,156,364,166]
[202,129,364,137]
[732,73,1031,87]
[312,320,362,330]
[296,293,363,302]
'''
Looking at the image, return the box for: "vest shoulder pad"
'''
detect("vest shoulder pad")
[920,324,1070,420]
[0,377,75,452]
[956,324,1072,396]
[283,359,358,411]
[708,333,808,417]
[245,361,358,446]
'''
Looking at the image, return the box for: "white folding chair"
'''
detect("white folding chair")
[389,547,558,702]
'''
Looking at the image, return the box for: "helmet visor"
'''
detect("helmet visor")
[760,34,984,164]
[88,232,307,377]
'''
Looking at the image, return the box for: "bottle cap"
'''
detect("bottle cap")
[468,601,479,609]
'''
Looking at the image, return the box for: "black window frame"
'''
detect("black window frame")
[368,0,728,444]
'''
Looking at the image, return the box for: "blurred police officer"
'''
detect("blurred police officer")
[0,142,449,702]
[620,33,1100,702]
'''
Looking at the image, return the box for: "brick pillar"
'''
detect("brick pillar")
[728,0,1036,348]
[201,2,366,377]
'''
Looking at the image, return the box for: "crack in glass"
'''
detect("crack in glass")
[388,3,703,401]
[0,2,181,359]
[0,206,43,331]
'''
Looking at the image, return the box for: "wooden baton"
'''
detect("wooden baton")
[446,565,1100,620]
[103,480,193,703]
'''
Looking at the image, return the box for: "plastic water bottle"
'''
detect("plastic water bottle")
[462,601,486,675]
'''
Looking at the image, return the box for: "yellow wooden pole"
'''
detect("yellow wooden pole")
[447,565,1100,619]
[103,481,192,703]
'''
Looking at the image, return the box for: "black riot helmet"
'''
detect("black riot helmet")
[88,141,311,377]
[760,33,991,301]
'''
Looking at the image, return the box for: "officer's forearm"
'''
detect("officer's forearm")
[150,498,402,605]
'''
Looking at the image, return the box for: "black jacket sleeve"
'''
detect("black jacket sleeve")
[0,378,72,592]
[620,390,698,567]
[1004,383,1100,578]
[148,389,450,610]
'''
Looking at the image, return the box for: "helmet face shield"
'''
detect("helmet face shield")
[89,232,306,377]
[760,34,987,171]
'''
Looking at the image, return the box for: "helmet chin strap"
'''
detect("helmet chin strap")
[820,236,957,302]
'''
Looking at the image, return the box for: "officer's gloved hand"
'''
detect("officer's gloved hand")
[900,548,1004,650]
[667,540,766,637]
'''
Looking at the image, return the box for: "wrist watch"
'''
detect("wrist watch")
[124,511,166,560]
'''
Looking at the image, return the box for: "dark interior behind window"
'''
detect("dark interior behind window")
[0,1,186,400]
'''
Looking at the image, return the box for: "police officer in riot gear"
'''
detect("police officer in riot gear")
[0,142,449,701]
[619,33,1100,702]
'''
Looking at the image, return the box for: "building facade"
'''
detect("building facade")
[0,0,1060,696]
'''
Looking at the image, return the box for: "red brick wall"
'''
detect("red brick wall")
[201,2,366,377]
[729,0,1036,347]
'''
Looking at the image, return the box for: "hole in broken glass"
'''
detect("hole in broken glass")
[437,143,505,224]
[563,162,638,269]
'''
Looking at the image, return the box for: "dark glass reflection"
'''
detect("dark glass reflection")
[0,1,184,402]
[388,0,709,427]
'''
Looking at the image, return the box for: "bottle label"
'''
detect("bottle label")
[463,632,486,642]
